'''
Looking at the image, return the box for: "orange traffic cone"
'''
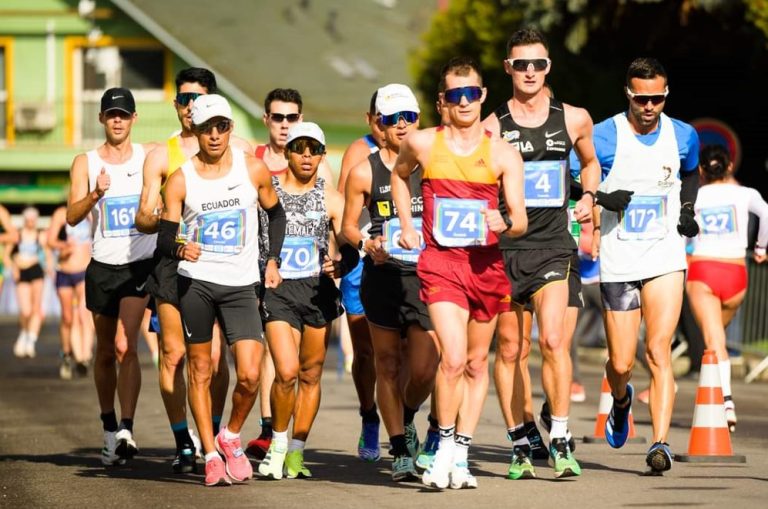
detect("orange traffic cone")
[583,371,645,444]
[676,350,746,463]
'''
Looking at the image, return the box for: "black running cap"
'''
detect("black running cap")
[100,87,136,114]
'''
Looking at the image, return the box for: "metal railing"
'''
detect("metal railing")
[740,254,768,382]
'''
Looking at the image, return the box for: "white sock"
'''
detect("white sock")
[272,430,289,446]
[204,451,221,462]
[288,439,305,453]
[719,360,732,401]
[223,427,239,440]
[550,415,568,440]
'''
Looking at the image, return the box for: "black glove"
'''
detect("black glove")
[596,190,634,212]
[677,207,699,237]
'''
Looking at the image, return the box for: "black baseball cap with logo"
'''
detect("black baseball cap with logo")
[100,87,136,114]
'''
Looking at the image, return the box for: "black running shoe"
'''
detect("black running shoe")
[172,446,197,474]
[526,424,549,460]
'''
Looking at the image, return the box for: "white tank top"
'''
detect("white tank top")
[87,144,156,264]
[178,148,260,286]
[598,113,686,282]
[692,183,768,259]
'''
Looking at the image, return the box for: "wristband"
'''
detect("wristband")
[583,190,597,206]
[593,226,601,231]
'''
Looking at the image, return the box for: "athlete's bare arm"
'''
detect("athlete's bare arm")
[391,129,434,250]
[0,205,18,244]
[46,207,68,254]
[340,158,373,247]
[246,154,279,211]
[136,144,169,234]
[338,137,372,193]
[565,104,600,222]
[492,138,528,236]
[161,170,198,262]
[66,154,101,226]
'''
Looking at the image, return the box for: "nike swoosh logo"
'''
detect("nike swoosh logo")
[544,130,562,138]
[228,183,242,191]
[127,171,139,177]
[112,95,123,100]
[135,281,146,292]
[183,321,192,338]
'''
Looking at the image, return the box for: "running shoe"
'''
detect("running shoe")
[215,428,252,482]
[285,450,312,479]
[449,461,478,489]
[404,421,420,459]
[357,420,380,462]
[24,336,36,358]
[75,361,89,377]
[59,354,73,380]
[204,456,231,487]
[391,454,419,482]
[101,431,123,466]
[172,446,197,474]
[115,426,138,460]
[258,441,287,480]
[245,434,271,460]
[415,429,439,469]
[507,445,536,480]
[539,402,576,452]
[548,437,581,479]
[570,382,586,403]
[645,441,673,474]
[422,443,452,489]
[605,383,633,449]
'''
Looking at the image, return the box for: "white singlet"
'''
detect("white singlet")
[692,183,768,259]
[178,148,260,286]
[598,113,686,282]
[87,144,156,265]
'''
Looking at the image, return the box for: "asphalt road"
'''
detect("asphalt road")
[1,319,767,508]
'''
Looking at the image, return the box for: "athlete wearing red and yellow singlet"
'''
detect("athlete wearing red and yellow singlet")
[390,57,526,490]
[418,127,510,320]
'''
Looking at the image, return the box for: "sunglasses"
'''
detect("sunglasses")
[379,111,419,126]
[269,113,301,123]
[507,58,550,72]
[176,92,204,106]
[626,87,669,106]
[287,138,325,156]
[443,86,483,105]
[193,119,233,135]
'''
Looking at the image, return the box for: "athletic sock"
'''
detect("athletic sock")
[100,411,118,432]
[438,425,456,451]
[204,451,221,462]
[549,415,568,440]
[360,404,380,424]
[171,421,193,450]
[719,360,732,401]
[272,430,289,447]
[454,434,472,464]
[212,415,222,436]
[288,439,306,453]
[508,424,530,447]
[259,417,273,438]
[403,405,418,426]
[223,427,239,440]
[389,434,409,457]
[120,418,134,433]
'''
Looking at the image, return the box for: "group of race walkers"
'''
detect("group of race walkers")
[8,26,763,489]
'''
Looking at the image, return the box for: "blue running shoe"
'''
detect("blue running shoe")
[646,442,673,474]
[358,421,381,462]
[415,429,439,469]
[605,383,633,449]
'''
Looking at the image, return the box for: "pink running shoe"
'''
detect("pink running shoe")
[215,427,253,482]
[204,456,231,487]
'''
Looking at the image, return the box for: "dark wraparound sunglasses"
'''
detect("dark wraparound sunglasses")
[626,87,669,106]
[288,138,325,156]
[270,113,301,123]
[176,92,204,106]
[379,111,419,126]
[193,119,233,135]
[443,86,483,105]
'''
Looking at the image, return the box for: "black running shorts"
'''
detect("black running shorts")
[568,251,583,309]
[360,262,432,335]
[85,258,154,317]
[261,276,342,331]
[145,255,179,306]
[177,276,264,345]
[503,248,572,305]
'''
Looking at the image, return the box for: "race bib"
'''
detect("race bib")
[524,160,566,207]
[383,217,424,263]
[100,195,140,237]
[280,236,320,279]
[433,197,487,247]
[700,206,737,236]
[618,195,667,240]
[195,209,246,253]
